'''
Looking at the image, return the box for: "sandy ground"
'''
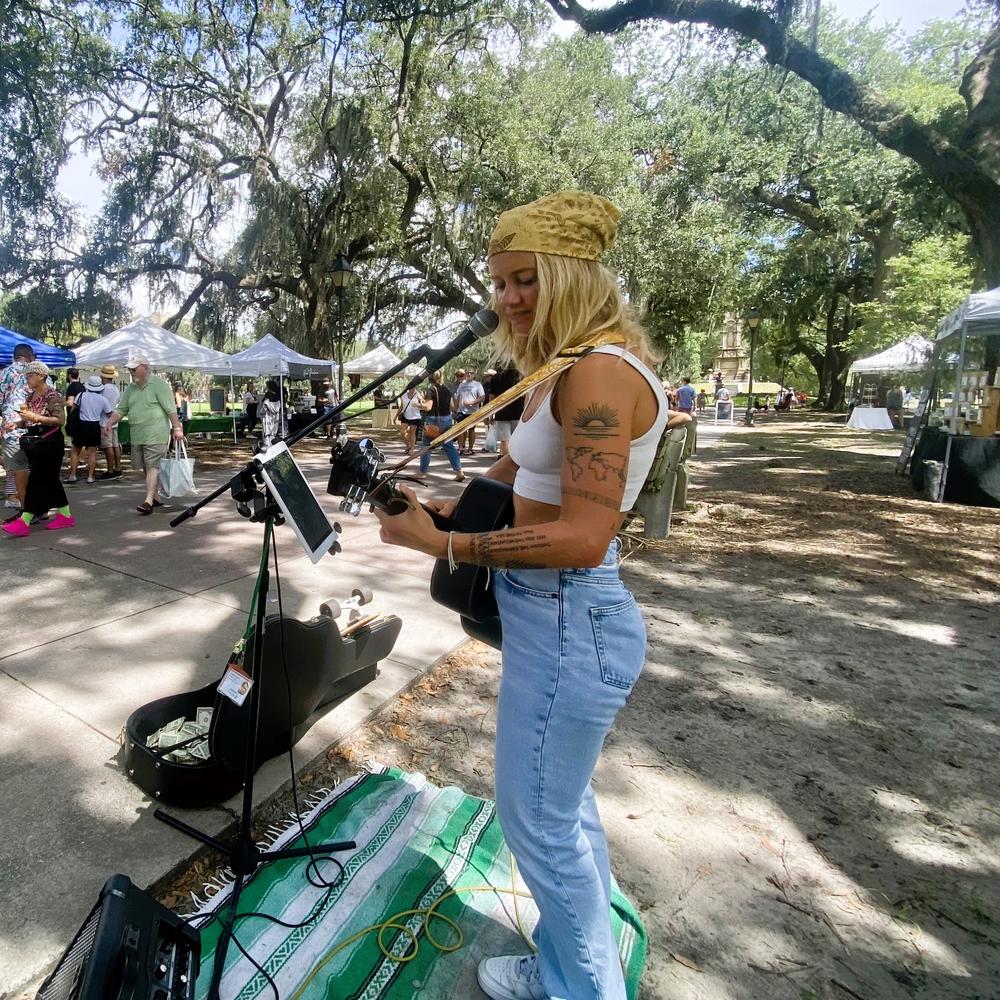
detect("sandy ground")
[159,414,999,1000]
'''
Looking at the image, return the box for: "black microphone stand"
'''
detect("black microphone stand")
[156,337,463,999]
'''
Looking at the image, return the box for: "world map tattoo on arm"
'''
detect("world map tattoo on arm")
[467,527,554,568]
[565,446,628,488]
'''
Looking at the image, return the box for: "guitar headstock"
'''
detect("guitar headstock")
[327,437,390,516]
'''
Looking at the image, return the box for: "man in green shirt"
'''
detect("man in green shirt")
[104,356,184,514]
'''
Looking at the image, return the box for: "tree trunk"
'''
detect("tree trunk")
[827,373,847,411]
[966,204,1000,374]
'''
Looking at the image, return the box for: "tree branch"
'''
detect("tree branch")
[548,0,1000,208]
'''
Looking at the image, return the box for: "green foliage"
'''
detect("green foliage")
[853,235,976,348]
[0,0,112,275]
[1,0,992,404]
[0,281,127,343]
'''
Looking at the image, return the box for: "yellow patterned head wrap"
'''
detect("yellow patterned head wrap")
[488,190,620,262]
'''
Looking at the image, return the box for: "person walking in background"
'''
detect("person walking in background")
[242,383,259,436]
[62,367,86,474]
[418,370,463,482]
[104,356,184,516]
[98,364,123,479]
[886,383,904,429]
[676,376,696,415]
[487,363,523,459]
[395,385,424,454]
[696,387,708,413]
[64,368,85,407]
[2,362,75,537]
[173,382,191,435]
[453,368,485,455]
[75,375,113,484]
[1,343,34,512]
[259,380,284,448]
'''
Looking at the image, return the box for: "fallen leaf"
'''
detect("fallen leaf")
[671,953,701,972]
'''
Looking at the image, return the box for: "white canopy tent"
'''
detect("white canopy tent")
[200,334,338,445]
[73,318,232,369]
[75,318,238,440]
[201,334,336,379]
[342,344,421,377]
[849,335,935,375]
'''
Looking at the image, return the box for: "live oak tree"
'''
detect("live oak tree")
[546,0,1000,297]
[86,0,650,354]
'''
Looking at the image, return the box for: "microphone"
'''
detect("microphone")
[401,307,499,393]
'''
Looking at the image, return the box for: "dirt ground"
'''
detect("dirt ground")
[160,413,1000,1000]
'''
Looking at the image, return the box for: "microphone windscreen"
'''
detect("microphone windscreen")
[469,308,500,338]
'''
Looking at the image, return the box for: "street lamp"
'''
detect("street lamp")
[331,252,354,402]
[744,307,761,426]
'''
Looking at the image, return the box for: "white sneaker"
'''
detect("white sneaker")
[4,499,20,508]
[476,954,545,1000]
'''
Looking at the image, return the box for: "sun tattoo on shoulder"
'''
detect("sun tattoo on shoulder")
[572,403,620,439]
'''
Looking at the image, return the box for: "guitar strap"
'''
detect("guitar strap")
[386,331,626,475]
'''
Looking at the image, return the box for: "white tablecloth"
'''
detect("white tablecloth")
[847,407,894,430]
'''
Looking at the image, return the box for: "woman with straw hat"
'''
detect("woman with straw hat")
[3,362,75,536]
[376,191,669,1000]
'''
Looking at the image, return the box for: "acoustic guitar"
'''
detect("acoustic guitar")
[327,438,513,648]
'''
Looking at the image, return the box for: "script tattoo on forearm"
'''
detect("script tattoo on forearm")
[468,528,554,568]
[572,403,620,439]
[563,486,621,511]
[565,446,628,488]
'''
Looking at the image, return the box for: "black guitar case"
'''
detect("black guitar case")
[429,477,515,651]
[123,612,402,807]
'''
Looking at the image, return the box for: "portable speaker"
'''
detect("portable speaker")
[36,874,200,1000]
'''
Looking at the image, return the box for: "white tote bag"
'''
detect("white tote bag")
[159,440,197,497]
[483,422,498,453]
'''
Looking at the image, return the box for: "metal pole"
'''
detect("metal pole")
[744,323,757,426]
[939,324,968,502]
[950,325,967,434]
[229,371,236,443]
[337,289,345,403]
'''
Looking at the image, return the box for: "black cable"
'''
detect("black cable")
[200,522,347,998]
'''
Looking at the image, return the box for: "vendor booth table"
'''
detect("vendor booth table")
[117,415,237,445]
[900,288,1000,503]
[911,427,1000,506]
[847,407,895,430]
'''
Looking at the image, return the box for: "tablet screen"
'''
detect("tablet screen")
[257,442,337,562]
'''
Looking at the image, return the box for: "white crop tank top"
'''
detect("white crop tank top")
[508,345,669,511]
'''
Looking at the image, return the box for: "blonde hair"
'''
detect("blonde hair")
[490,253,660,374]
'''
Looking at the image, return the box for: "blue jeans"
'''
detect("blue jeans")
[418,416,461,472]
[494,540,644,1000]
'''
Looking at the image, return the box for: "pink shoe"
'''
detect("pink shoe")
[44,513,76,531]
[2,519,30,537]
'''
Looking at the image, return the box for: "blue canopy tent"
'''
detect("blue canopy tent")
[0,326,76,368]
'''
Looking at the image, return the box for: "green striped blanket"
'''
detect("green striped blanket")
[189,767,647,999]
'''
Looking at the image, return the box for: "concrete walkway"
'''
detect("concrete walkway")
[0,439,479,996]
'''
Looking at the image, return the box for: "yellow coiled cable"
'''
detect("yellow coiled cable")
[288,853,535,1000]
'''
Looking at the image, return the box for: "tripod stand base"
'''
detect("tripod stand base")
[155,807,356,874]
[155,807,355,1000]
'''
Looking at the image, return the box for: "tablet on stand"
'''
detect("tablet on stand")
[257,441,339,563]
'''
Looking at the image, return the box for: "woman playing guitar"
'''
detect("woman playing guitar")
[375,190,668,1000]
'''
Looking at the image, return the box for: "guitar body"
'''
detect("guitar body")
[429,477,514,649]
[326,439,514,650]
